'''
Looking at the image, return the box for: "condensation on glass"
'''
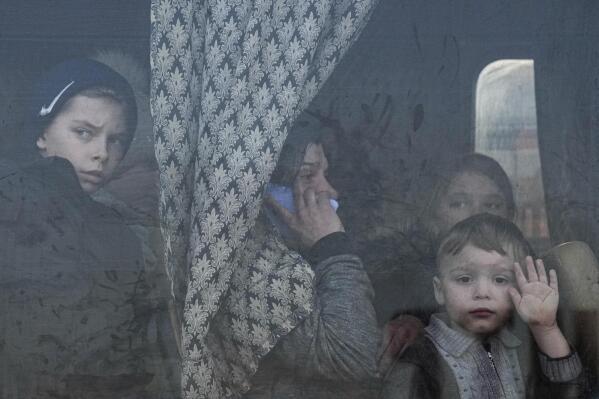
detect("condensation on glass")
[475,59,550,251]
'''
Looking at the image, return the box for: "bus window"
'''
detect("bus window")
[475,59,550,251]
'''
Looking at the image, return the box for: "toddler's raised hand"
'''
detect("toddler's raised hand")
[508,256,571,358]
[508,256,559,328]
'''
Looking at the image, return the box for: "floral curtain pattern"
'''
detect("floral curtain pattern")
[150,0,378,397]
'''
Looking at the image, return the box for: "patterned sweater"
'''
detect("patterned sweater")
[381,313,585,399]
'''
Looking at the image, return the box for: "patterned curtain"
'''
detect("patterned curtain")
[150,1,379,397]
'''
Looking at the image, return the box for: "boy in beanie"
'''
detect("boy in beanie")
[0,59,156,398]
[23,58,137,187]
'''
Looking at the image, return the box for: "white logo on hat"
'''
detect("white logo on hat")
[39,81,75,116]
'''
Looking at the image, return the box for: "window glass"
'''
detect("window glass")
[476,59,550,251]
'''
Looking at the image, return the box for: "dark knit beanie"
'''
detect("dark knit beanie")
[22,58,137,155]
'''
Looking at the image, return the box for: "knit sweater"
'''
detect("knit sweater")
[381,313,585,399]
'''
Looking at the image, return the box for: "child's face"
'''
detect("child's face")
[433,171,509,235]
[36,94,130,194]
[434,244,516,338]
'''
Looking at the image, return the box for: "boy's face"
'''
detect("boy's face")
[36,94,130,194]
[434,244,516,338]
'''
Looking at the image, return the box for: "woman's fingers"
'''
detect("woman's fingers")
[315,191,332,209]
[293,179,305,213]
[264,195,295,226]
[302,187,317,210]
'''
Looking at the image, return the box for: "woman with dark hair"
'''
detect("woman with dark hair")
[265,118,340,250]
[241,115,379,399]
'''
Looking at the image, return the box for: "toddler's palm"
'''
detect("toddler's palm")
[509,257,559,328]
[513,281,558,326]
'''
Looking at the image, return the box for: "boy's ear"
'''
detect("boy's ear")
[433,276,445,306]
[36,134,48,154]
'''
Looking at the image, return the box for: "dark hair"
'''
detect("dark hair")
[429,153,515,219]
[270,115,335,186]
[437,213,533,268]
[417,153,516,243]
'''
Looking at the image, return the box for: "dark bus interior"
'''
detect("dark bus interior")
[1,0,599,396]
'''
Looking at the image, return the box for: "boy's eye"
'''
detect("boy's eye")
[494,275,512,284]
[455,275,472,284]
[74,128,92,138]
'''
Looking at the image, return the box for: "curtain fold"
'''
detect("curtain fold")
[150,1,379,397]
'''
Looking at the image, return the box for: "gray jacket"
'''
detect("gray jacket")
[244,233,380,399]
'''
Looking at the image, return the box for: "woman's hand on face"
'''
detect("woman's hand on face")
[508,257,559,329]
[266,184,344,249]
